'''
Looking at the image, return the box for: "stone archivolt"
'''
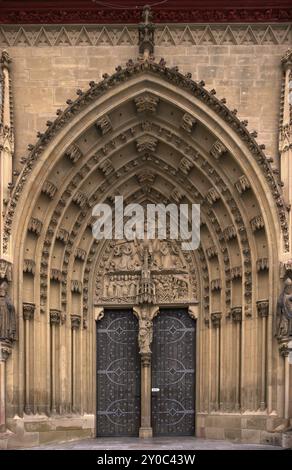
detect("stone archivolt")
[1,56,287,439]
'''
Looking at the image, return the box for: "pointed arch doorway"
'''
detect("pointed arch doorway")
[94,237,198,437]
[5,55,285,444]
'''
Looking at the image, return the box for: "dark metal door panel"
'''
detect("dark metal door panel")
[96,309,140,437]
[152,308,195,436]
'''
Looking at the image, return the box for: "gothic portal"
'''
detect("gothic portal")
[0,2,292,448]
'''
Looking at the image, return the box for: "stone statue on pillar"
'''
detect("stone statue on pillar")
[0,281,17,343]
[138,308,153,355]
[276,277,292,339]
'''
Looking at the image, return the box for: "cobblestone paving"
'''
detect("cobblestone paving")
[27,437,281,450]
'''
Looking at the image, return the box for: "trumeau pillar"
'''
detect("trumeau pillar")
[0,50,14,260]
[133,304,159,439]
[280,50,292,260]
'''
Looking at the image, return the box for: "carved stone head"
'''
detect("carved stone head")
[284,277,292,295]
[0,281,8,297]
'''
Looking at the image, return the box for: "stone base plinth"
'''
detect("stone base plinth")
[3,413,95,448]
[139,427,153,438]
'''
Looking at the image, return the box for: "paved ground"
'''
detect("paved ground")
[28,437,281,450]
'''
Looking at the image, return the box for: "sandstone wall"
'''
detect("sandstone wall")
[5,42,288,169]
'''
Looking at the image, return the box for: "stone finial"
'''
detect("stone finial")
[138,5,155,58]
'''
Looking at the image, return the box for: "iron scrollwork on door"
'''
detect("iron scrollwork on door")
[96,309,140,436]
[152,308,196,436]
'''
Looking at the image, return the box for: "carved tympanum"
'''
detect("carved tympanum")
[95,239,197,306]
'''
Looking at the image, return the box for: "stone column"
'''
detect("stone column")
[0,342,11,432]
[23,302,35,414]
[139,353,152,438]
[257,300,269,410]
[279,342,291,419]
[134,305,158,439]
[231,307,242,410]
[50,309,61,414]
[210,312,222,410]
[71,314,81,413]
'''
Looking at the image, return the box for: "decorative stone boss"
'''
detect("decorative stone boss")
[0,281,17,343]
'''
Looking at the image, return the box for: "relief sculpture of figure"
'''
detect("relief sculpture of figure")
[276,277,292,339]
[0,281,17,343]
[138,309,153,355]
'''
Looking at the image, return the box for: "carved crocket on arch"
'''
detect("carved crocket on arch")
[2,56,288,422]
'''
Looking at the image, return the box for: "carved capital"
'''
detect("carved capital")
[0,342,12,362]
[256,300,269,318]
[23,302,35,321]
[141,352,152,367]
[231,306,242,323]
[71,314,81,330]
[50,309,61,325]
[279,342,289,357]
[0,259,12,282]
[211,312,222,328]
